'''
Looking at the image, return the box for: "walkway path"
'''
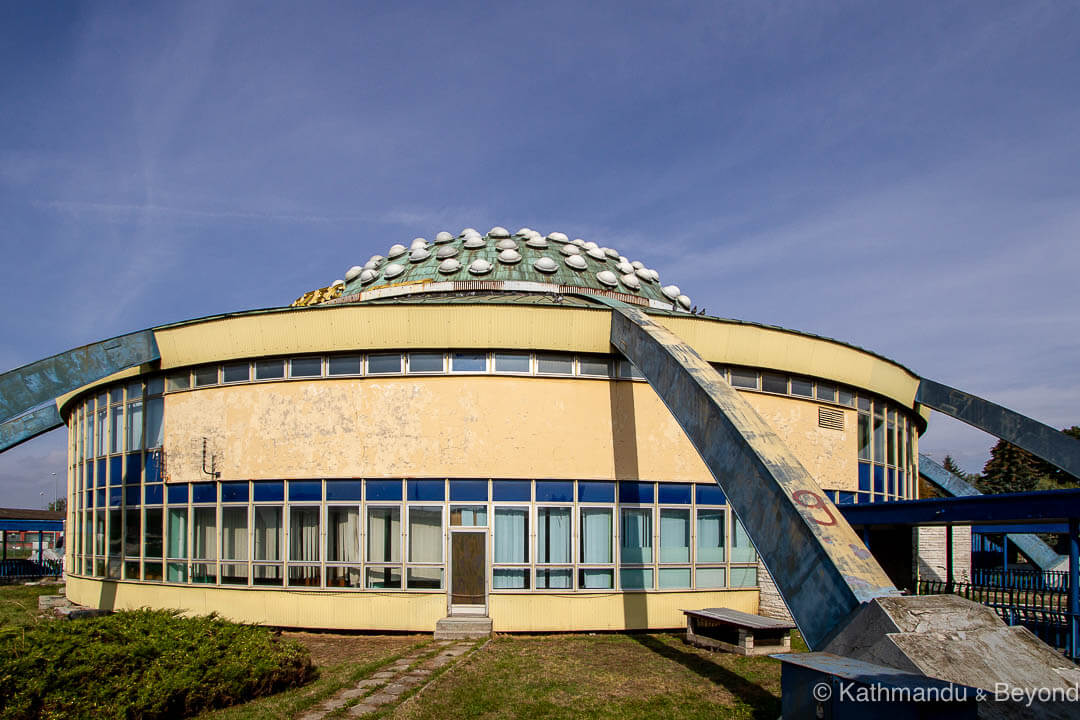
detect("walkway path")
[298,639,479,719]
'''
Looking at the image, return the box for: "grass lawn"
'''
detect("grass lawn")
[0,582,61,630]
[200,633,431,720]
[390,631,806,720]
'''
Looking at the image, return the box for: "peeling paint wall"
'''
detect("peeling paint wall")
[162,376,857,489]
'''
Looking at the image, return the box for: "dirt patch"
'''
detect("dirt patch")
[282,632,427,668]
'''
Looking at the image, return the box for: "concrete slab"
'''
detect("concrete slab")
[347,704,377,716]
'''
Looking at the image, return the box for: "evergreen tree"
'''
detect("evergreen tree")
[976,439,1043,494]
[942,455,966,478]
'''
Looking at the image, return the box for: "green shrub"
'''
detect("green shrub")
[0,609,315,719]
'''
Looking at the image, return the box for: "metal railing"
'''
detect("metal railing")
[970,568,1069,592]
[0,558,63,581]
[918,579,1072,656]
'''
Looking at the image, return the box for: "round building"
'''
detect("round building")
[61,226,923,632]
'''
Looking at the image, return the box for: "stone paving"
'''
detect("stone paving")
[297,639,477,719]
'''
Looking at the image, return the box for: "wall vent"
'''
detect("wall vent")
[818,407,844,431]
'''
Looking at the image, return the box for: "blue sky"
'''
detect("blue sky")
[2,1,1079,507]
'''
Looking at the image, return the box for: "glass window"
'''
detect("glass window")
[366,480,402,501]
[857,396,871,412]
[254,359,285,380]
[289,481,321,502]
[492,480,530,502]
[145,398,164,449]
[536,568,572,589]
[873,408,886,462]
[166,372,190,392]
[659,509,690,563]
[144,508,163,558]
[325,480,363,501]
[731,516,757,563]
[790,377,814,397]
[761,372,788,394]
[450,352,487,372]
[579,481,615,503]
[619,481,654,504]
[449,479,487,502]
[124,508,140,558]
[659,567,690,589]
[450,506,487,526]
[289,507,320,562]
[535,481,573,502]
[407,479,445,502]
[817,383,838,402]
[657,483,692,504]
[494,352,530,373]
[697,509,725,562]
[730,567,758,587]
[620,508,652,563]
[887,411,897,466]
[253,507,282,561]
[327,507,360,562]
[147,377,164,395]
[537,507,571,563]
[857,413,871,460]
[579,568,614,589]
[407,567,443,590]
[408,352,444,373]
[222,362,250,383]
[729,368,758,389]
[493,568,529,589]
[194,365,218,387]
[222,507,248,561]
[367,507,400,562]
[221,482,249,503]
[408,507,443,563]
[368,353,402,374]
[327,355,363,376]
[695,484,725,505]
[616,359,644,379]
[697,567,726,588]
[252,481,284,502]
[620,567,653,590]
[366,566,401,589]
[192,483,216,504]
[536,353,573,375]
[290,356,323,377]
[578,355,613,377]
[167,508,187,560]
[110,406,122,454]
[126,401,143,452]
[494,508,528,563]
[194,508,216,560]
[838,388,855,406]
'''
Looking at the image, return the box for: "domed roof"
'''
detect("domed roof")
[292,227,692,311]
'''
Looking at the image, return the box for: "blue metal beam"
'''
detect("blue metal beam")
[919,453,1064,571]
[917,377,1080,479]
[0,519,64,532]
[839,488,1080,526]
[0,329,159,426]
[973,523,1068,534]
[0,404,63,453]
[608,305,899,650]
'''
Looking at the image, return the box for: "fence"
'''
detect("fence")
[970,568,1069,592]
[918,578,1073,657]
[0,558,63,582]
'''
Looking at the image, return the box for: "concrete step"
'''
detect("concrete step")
[434,616,492,640]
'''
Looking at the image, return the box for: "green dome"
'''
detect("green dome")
[306,227,691,312]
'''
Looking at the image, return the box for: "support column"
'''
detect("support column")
[946,525,954,594]
[1069,517,1078,659]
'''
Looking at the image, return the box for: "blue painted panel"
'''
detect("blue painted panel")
[579,481,615,503]
[86,461,94,488]
[888,468,896,496]
[221,482,249,503]
[366,479,401,502]
[325,480,363,501]
[145,451,163,484]
[0,328,159,425]
[838,491,856,505]
[407,480,444,501]
[858,463,871,492]
[619,481,654,504]
[144,484,163,505]
[288,481,321,502]
[492,480,530,502]
[449,480,487,502]
[167,484,188,504]
[695,484,726,505]
[192,483,216,503]
[536,481,574,502]
[253,481,284,502]
[0,404,63,453]
[657,483,692,504]
[124,453,141,485]
[873,465,885,494]
[109,456,122,486]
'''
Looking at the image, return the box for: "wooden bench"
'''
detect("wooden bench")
[682,608,796,656]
